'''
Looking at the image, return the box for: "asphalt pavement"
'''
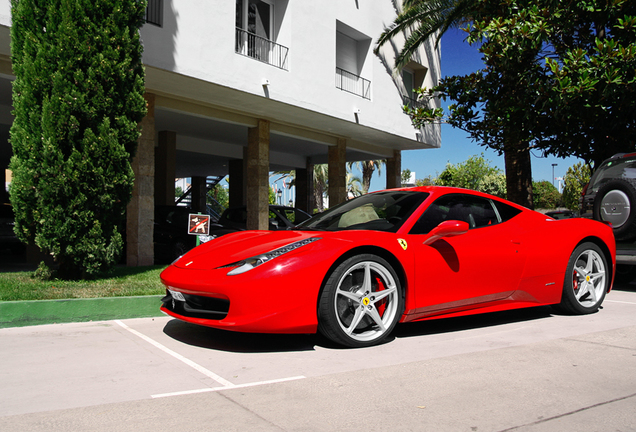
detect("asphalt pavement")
[1,282,635,431]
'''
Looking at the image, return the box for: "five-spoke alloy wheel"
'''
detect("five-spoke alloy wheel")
[556,242,609,314]
[318,254,403,348]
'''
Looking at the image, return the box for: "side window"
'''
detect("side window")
[468,197,499,228]
[409,194,499,235]
[492,200,522,222]
[281,209,295,223]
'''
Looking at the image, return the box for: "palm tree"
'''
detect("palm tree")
[272,167,329,211]
[346,173,364,199]
[347,160,385,194]
[377,0,535,208]
[313,164,329,212]
[375,0,474,69]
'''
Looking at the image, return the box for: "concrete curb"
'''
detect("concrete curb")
[0,295,164,329]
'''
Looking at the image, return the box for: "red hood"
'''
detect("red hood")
[173,230,322,270]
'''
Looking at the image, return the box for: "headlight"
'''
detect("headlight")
[219,237,321,276]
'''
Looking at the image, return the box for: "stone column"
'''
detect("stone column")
[127,93,155,266]
[228,157,245,208]
[386,150,402,189]
[295,157,314,214]
[328,138,347,207]
[154,131,176,206]
[246,120,270,230]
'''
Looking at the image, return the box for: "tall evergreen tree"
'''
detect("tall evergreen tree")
[9,0,147,278]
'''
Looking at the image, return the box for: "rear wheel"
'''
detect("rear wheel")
[555,242,609,315]
[318,254,403,348]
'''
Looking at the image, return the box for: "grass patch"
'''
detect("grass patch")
[0,265,167,301]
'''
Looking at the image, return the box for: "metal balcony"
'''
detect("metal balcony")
[336,67,371,100]
[235,28,289,71]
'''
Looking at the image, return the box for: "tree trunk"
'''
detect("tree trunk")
[362,167,372,194]
[504,143,534,209]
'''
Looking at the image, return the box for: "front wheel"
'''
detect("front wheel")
[318,254,403,348]
[555,242,609,315]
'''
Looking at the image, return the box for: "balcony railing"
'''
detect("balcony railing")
[235,28,289,70]
[336,67,371,100]
[403,95,427,110]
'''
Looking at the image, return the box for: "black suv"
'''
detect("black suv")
[580,153,636,264]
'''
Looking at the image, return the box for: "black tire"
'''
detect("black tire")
[172,241,188,261]
[318,254,404,348]
[554,242,609,315]
[593,179,636,241]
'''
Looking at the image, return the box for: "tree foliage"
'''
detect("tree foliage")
[210,183,229,210]
[404,0,636,207]
[435,154,506,197]
[346,173,363,198]
[9,0,147,278]
[401,168,412,185]
[532,180,561,209]
[415,175,436,186]
[562,162,591,211]
[375,0,475,68]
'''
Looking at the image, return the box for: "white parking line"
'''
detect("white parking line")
[114,320,306,398]
[115,320,234,387]
[151,376,306,399]
[606,299,636,305]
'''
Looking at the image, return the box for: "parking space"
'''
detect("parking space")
[1,286,636,431]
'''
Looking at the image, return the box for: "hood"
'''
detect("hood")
[173,230,321,270]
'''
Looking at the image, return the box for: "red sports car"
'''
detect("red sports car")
[160,187,616,347]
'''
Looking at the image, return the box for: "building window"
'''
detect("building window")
[235,0,289,70]
[401,64,428,109]
[144,0,163,27]
[335,22,372,99]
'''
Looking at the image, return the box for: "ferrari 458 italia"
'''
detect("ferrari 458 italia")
[160,187,616,347]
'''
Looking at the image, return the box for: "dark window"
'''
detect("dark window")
[145,0,163,27]
[492,200,522,222]
[590,156,636,193]
[410,194,500,235]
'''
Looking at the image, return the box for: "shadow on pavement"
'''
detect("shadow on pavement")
[394,305,554,340]
[163,305,558,353]
[162,319,325,353]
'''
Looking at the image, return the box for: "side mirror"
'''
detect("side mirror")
[423,220,469,245]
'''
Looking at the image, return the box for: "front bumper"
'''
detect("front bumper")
[159,264,321,334]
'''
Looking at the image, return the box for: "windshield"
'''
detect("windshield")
[297,191,429,232]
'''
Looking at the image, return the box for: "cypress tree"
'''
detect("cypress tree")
[9,0,147,278]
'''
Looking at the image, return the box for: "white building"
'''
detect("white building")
[0,0,441,265]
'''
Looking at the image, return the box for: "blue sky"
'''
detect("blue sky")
[367,28,582,193]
